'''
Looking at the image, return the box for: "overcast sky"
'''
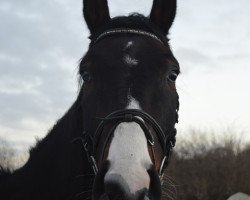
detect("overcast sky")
[0,0,250,152]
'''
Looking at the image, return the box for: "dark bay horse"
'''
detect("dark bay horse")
[0,0,180,199]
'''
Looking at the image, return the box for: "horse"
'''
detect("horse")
[0,0,180,199]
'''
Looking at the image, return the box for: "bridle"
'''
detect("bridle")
[94,109,177,176]
[72,28,177,180]
[72,108,176,177]
[91,28,165,46]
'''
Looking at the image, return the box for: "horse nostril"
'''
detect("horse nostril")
[104,176,129,199]
[137,189,150,200]
[104,174,150,200]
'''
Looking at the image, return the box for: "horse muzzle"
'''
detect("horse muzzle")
[92,161,161,200]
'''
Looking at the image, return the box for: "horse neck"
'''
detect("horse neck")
[2,98,94,199]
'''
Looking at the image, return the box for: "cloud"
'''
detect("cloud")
[109,0,152,16]
[0,0,88,151]
[0,0,250,152]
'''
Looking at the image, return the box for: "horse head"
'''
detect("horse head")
[79,0,179,199]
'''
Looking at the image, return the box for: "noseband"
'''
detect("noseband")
[72,108,177,178]
[94,109,177,176]
[72,29,177,179]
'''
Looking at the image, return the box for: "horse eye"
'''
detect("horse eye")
[81,71,92,82]
[167,72,178,82]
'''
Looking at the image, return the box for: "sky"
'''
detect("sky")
[0,0,250,152]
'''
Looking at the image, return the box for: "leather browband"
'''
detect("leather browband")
[92,28,165,46]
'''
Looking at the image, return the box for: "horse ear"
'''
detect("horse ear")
[83,0,110,34]
[149,0,177,35]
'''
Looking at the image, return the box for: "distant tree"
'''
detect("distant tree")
[163,130,250,200]
[0,137,16,170]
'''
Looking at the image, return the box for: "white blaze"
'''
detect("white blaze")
[105,99,152,194]
[123,41,138,67]
[127,97,140,109]
[125,41,133,49]
[124,54,138,66]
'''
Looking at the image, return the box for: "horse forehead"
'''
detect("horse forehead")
[97,36,152,52]
[92,37,165,79]
[93,36,167,67]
